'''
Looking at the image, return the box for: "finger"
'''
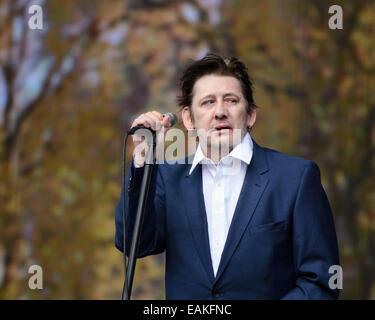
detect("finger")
[132,120,151,129]
[133,114,155,129]
[131,116,148,128]
[162,115,171,128]
[151,111,163,120]
[144,112,164,130]
[132,112,155,125]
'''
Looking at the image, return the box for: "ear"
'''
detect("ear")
[181,106,195,130]
[246,108,257,129]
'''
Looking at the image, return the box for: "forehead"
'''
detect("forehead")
[192,74,242,99]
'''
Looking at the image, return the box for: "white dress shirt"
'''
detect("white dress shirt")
[189,132,253,277]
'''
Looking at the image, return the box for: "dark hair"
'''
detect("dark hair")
[177,53,257,114]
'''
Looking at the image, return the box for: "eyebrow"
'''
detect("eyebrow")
[198,93,240,104]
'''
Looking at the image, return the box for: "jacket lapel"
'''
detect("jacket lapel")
[214,140,270,283]
[180,163,215,283]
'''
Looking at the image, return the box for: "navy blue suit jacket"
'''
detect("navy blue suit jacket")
[115,139,340,299]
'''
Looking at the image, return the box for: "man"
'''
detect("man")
[115,53,340,299]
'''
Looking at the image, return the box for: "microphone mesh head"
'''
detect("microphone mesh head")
[163,112,178,127]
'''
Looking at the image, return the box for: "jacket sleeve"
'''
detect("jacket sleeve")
[114,160,166,257]
[281,161,340,300]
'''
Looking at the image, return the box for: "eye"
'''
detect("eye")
[225,98,238,104]
[202,99,215,105]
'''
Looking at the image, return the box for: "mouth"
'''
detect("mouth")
[213,124,232,133]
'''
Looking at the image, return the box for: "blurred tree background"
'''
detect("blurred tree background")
[0,0,374,299]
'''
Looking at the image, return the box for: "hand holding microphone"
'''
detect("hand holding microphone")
[129,111,177,167]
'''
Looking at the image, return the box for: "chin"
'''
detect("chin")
[209,135,233,152]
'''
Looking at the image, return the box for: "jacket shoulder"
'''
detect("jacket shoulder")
[262,145,318,173]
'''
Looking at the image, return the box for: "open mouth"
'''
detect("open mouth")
[214,124,232,133]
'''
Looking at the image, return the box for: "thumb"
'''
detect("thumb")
[163,114,170,128]
[162,115,172,136]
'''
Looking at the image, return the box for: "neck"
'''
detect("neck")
[198,131,248,165]
[201,145,234,166]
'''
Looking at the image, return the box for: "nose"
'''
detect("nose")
[214,99,228,120]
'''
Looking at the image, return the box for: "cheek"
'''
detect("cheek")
[230,109,248,127]
[193,111,211,128]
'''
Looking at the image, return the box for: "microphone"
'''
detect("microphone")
[127,112,178,135]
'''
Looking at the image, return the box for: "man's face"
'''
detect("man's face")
[182,74,256,155]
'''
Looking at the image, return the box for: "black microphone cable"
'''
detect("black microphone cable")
[121,130,130,300]
[121,127,155,300]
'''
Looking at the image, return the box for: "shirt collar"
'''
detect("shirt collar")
[189,132,253,175]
